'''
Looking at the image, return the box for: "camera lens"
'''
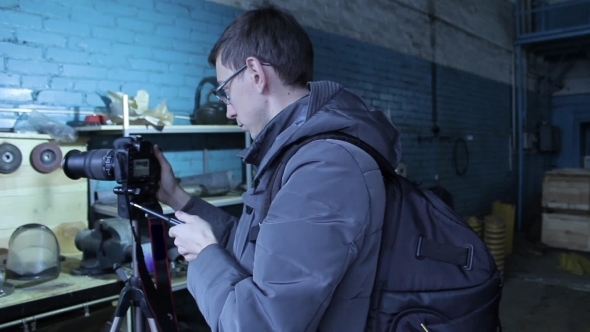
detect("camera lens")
[62,149,115,181]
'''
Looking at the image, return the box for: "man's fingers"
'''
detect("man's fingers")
[168,225,178,238]
[184,254,197,262]
[175,211,202,224]
[154,145,171,170]
[174,211,189,223]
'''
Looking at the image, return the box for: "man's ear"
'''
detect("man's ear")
[246,56,267,94]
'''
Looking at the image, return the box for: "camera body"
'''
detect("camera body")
[111,135,160,188]
[62,135,161,220]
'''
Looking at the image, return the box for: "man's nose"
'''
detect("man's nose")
[226,105,237,119]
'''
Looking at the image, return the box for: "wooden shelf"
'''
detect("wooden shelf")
[0,258,119,310]
[93,194,243,218]
[0,132,53,140]
[0,256,189,328]
[76,124,243,134]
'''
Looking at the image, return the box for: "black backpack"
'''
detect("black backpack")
[258,132,503,332]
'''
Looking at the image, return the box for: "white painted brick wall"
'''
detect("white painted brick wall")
[206,0,515,84]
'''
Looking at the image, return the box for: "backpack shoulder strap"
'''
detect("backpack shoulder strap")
[259,131,395,221]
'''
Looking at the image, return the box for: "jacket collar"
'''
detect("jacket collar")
[238,95,310,168]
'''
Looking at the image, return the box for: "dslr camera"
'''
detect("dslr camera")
[62,135,161,220]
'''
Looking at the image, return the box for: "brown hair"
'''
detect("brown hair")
[208,2,314,88]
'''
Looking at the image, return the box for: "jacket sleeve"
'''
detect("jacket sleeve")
[186,140,377,332]
[180,196,238,251]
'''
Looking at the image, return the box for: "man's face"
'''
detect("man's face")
[215,57,268,139]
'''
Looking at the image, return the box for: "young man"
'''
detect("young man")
[154,3,402,331]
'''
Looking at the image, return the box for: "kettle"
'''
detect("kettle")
[191,77,235,125]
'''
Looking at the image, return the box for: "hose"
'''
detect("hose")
[453,137,469,176]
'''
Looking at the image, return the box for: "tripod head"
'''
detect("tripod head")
[114,185,163,221]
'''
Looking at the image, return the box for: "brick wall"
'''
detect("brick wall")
[0,0,239,114]
[209,0,515,85]
[309,29,517,215]
[0,0,247,193]
[0,0,539,217]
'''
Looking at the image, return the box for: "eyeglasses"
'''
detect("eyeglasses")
[213,62,272,105]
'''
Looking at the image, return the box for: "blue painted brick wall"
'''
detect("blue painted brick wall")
[308,29,538,217]
[0,0,238,114]
[0,0,543,217]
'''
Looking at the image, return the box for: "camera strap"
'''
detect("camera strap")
[135,218,180,332]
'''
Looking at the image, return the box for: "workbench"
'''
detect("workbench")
[0,256,187,330]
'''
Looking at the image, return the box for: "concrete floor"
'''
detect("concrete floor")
[500,238,590,332]
[500,278,590,331]
[168,236,590,332]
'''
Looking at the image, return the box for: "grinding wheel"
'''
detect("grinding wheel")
[0,142,23,174]
[30,142,63,173]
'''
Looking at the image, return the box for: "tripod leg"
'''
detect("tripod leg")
[127,310,132,332]
[109,298,130,332]
[110,285,133,332]
[146,319,158,332]
[138,297,159,332]
[110,317,124,332]
[134,305,144,332]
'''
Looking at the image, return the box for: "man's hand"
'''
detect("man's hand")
[154,145,191,210]
[169,211,219,262]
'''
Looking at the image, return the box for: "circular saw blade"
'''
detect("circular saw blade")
[30,142,63,174]
[0,142,23,174]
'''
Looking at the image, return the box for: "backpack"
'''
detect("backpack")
[258,132,503,332]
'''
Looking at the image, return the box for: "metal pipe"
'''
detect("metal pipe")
[514,0,521,38]
[526,0,532,34]
[122,94,130,138]
[0,295,119,330]
[523,56,528,135]
[525,0,590,13]
[516,26,590,44]
[512,41,517,150]
[516,45,525,232]
[509,136,513,172]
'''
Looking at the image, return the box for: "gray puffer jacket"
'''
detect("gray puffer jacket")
[181,81,402,331]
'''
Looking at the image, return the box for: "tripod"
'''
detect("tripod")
[109,218,158,332]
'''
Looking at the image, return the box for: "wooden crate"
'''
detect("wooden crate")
[541,212,590,252]
[542,168,590,211]
[0,133,88,258]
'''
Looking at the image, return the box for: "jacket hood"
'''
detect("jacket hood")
[242,81,402,179]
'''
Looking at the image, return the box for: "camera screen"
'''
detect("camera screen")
[133,159,150,177]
